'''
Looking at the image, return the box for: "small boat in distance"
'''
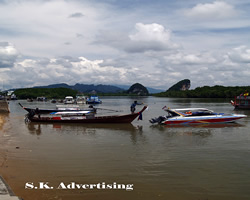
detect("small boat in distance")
[150,107,247,125]
[86,96,102,104]
[64,96,75,104]
[51,99,57,103]
[231,92,250,109]
[37,97,47,102]
[76,95,86,104]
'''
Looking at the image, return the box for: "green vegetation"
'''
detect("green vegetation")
[154,85,250,98]
[14,87,78,99]
[12,84,250,99]
[167,79,190,91]
[127,83,149,96]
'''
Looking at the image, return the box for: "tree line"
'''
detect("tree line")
[12,85,250,99]
[153,85,250,98]
[14,88,78,99]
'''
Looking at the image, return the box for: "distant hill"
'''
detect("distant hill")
[114,84,164,94]
[34,83,163,94]
[35,83,124,93]
[154,85,250,98]
[167,79,191,91]
[35,83,72,89]
[127,83,149,96]
[14,87,78,99]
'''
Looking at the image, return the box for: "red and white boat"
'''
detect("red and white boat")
[20,103,147,124]
[150,107,247,125]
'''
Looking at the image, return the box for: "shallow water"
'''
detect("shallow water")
[1,97,250,200]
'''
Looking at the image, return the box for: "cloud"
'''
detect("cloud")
[1,1,250,90]
[2,56,146,89]
[0,0,106,58]
[129,23,171,42]
[0,42,18,68]
[64,42,71,45]
[96,23,179,53]
[126,23,179,52]
[163,51,217,65]
[68,12,84,18]
[184,1,237,20]
[227,46,250,63]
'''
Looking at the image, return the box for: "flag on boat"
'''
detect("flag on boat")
[162,105,167,110]
[138,112,143,120]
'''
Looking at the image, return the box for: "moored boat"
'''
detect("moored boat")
[19,103,95,115]
[21,105,147,124]
[86,96,102,104]
[64,96,75,104]
[51,99,57,103]
[150,107,247,125]
[37,96,47,102]
[231,93,250,109]
[76,95,86,104]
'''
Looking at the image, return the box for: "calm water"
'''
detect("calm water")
[1,97,250,200]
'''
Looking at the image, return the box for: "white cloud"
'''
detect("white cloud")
[184,1,237,20]
[0,42,19,68]
[96,23,179,53]
[1,0,250,90]
[2,56,149,89]
[126,23,179,52]
[0,0,106,58]
[163,51,217,65]
[227,46,250,63]
[129,23,171,43]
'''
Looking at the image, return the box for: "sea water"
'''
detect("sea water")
[0,97,250,200]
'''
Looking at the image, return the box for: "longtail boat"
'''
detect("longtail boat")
[19,103,95,114]
[20,104,147,123]
[231,94,250,110]
[150,107,246,125]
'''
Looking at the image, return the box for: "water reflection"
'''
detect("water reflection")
[152,121,243,128]
[150,123,244,146]
[0,113,9,131]
[26,123,145,144]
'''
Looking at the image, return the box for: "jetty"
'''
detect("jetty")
[0,176,22,199]
[0,100,9,113]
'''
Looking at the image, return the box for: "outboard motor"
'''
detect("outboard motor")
[149,116,167,124]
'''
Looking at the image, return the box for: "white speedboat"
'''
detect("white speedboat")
[150,107,247,125]
[76,95,86,104]
[64,96,75,104]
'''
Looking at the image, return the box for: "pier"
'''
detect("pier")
[0,100,9,113]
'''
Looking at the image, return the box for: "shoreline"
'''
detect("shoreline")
[0,100,10,113]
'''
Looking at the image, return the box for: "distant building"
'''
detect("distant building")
[89,90,97,95]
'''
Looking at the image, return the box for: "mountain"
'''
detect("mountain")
[167,79,191,91]
[127,83,149,96]
[114,84,164,94]
[34,83,163,94]
[35,83,124,93]
[35,83,71,89]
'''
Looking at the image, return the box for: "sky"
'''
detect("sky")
[1,0,250,90]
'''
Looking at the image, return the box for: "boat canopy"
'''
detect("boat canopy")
[165,108,215,117]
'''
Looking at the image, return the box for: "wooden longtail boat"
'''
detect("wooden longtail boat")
[21,104,147,124]
[231,95,250,110]
[19,103,95,114]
